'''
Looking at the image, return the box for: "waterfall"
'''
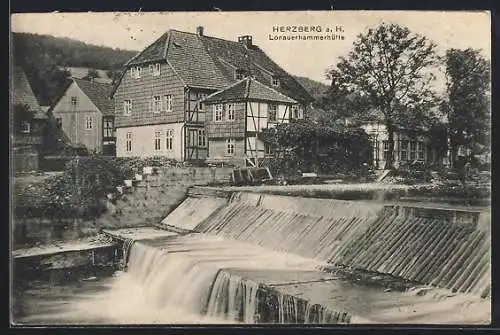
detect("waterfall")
[121,238,135,270]
[205,271,259,323]
[191,195,490,297]
[67,233,348,324]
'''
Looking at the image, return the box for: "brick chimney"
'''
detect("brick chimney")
[196,26,204,36]
[238,35,252,48]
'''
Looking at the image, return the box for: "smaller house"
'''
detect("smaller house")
[12,66,47,172]
[203,77,304,167]
[49,77,116,155]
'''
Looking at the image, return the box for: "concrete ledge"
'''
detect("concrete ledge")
[102,227,179,242]
[13,240,116,259]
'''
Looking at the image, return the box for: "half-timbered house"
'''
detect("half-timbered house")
[112,26,312,162]
[203,77,302,166]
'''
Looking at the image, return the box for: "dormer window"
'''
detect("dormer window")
[149,63,161,76]
[130,66,142,79]
[272,76,280,86]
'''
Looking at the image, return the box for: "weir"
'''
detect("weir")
[20,187,488,325]
[161,189,490,298]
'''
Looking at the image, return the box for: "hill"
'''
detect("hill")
[293,76,330,102]
[11,32,137,105]
[11,32,331,107]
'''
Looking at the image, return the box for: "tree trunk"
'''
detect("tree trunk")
[449,136,458,169]
[450,146,458,170]
[385,124,395,170]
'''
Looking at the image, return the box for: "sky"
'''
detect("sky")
[11,11,491,84]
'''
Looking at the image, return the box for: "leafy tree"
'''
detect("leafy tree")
[262,120,372,176]
[107,69,124,85]
[326,23,439,169]
[441,48,490,168]
[83,68,101,81]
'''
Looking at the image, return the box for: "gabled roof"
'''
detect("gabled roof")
[114,29,313,105]
[50,78,115,116]
[203,77,298,104]
[12,66,46,119]
[73,78,115,116]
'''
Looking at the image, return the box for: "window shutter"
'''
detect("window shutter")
[148,99,153,113]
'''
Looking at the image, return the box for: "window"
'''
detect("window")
[400,140,409,161]
[226,138,235,155]
[163,95,172,112]
[418,141,425,160]
[104,118,114,138]
[153,96,162,114]
[85,116,93,130]
[150,63,161,76]
[227,103,235,121]
[198,93,207,111]
[292,105,302,119]
[123,100,132,115]
[410,141,417,160]
[20,121,31,133]
[71,96,78,107]
[154,131,162,151]
[272,76,279,86]
[198,129,206,147]
[130,66,142,79]
[126,132,132,152]
[214,104,223,121]
[268,104,278,122]
[265,143,274,155]
[56,118,62,128]
[382,140,389,160]
[165,129,173,150]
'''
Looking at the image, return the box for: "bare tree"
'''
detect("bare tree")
[327,23,439,169]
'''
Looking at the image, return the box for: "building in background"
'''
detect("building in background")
[12,66,48,172]
[360,121,440,169]
[49,77,116,155]
[112,26,312,163]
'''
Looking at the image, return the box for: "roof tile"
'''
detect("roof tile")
[204,77,297,104]
[73,78,115,116]
[118,29,313,104]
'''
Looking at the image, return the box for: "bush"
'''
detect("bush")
[407,183,490,199]
[262,121,373,178]
[15,155,125,218]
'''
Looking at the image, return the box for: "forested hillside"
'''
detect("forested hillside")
[11,32,137,105]
[293,75,330,102]
[11,32,330,107]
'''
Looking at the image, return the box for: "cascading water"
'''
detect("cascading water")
[121,238,135,270]
[14,192,491,325]
[58,234,350,324]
